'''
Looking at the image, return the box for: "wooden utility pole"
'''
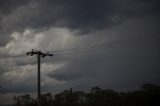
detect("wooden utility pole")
[26,49,53,106]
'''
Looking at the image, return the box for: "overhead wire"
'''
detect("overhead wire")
[50,34,160,56]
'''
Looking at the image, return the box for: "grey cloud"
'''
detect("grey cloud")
[0,0,32,46]
[46,37,160,90]
[0,0,114,33]
[0,0,31,14]
[48,72,83,81]
[0,78,37,93]
[1,0,159,38]
[116,0,160,18]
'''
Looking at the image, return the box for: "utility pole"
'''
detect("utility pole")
[26,49,53,106]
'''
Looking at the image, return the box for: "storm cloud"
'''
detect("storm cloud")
[0,0,160,38]
[0,0,160,105]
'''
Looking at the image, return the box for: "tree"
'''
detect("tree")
[13,83,160,106]
[41,93,53,106]
[13,94,36,106]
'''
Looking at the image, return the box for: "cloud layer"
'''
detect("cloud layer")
[0,0,160,45]
[0,0,160,104]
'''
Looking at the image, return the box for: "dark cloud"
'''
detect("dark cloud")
[0,0,31,15]
[46,38,160,89]
[0,79,37,93]
[48,72,83,81]
[0,0,115,33]
[117,0,160,18]
[0,0,32,46]
[0,0,159,38]
[0,0,159,46]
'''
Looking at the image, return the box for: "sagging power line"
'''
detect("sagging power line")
[51,34,160,55]
[26,49,53,106]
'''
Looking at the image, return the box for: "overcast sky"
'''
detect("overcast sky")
[0,0,160,105]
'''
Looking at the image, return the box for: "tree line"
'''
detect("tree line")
[13,83,160,106]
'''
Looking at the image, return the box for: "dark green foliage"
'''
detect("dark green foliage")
[13,83,160,106]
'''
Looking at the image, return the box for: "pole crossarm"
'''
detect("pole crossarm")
[26,49,53,57]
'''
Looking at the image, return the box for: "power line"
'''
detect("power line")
[51,34,159,55]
